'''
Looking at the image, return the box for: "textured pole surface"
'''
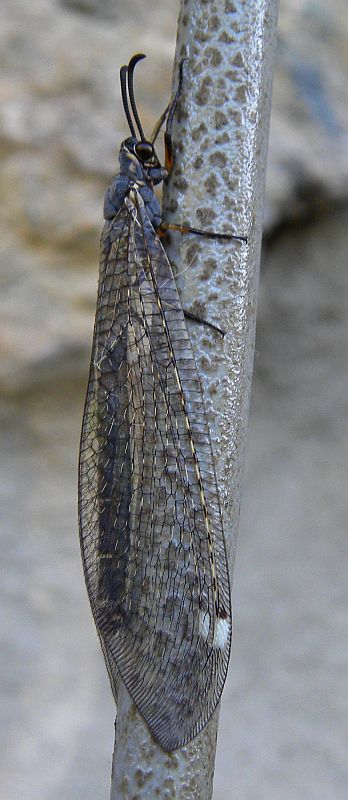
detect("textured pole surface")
[110,1,279,797]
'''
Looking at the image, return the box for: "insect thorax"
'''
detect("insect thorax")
[103,139,164,227]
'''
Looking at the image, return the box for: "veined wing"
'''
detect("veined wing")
[78,194,231,751]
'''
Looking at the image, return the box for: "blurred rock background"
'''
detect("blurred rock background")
[1,1,347,798]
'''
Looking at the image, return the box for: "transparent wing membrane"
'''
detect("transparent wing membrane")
[78,199,231,751]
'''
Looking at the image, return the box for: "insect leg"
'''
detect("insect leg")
[164,59,187,172]
[159,295,224,336]
[150,103,170,145]
[161,59,247,243]
[160,221,248,244]
[157,223,240,336]
[183,309,225,337]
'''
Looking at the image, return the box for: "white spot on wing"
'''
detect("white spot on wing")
[213,617,230,650]
[200,612,230,649]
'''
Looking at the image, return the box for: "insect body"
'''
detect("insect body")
[78,54,236,752]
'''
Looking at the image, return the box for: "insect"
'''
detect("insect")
[78,54,246,752]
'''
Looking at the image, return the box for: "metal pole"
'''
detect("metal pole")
[110,1,279,797]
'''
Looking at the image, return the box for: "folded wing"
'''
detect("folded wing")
[78,199,231,751]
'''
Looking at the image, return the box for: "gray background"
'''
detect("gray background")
[1,1,347,798]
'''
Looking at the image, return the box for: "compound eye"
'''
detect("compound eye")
[135,141,154,162]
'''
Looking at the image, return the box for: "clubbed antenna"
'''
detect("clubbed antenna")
[120,64,136,137]
[127,53,146,141]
